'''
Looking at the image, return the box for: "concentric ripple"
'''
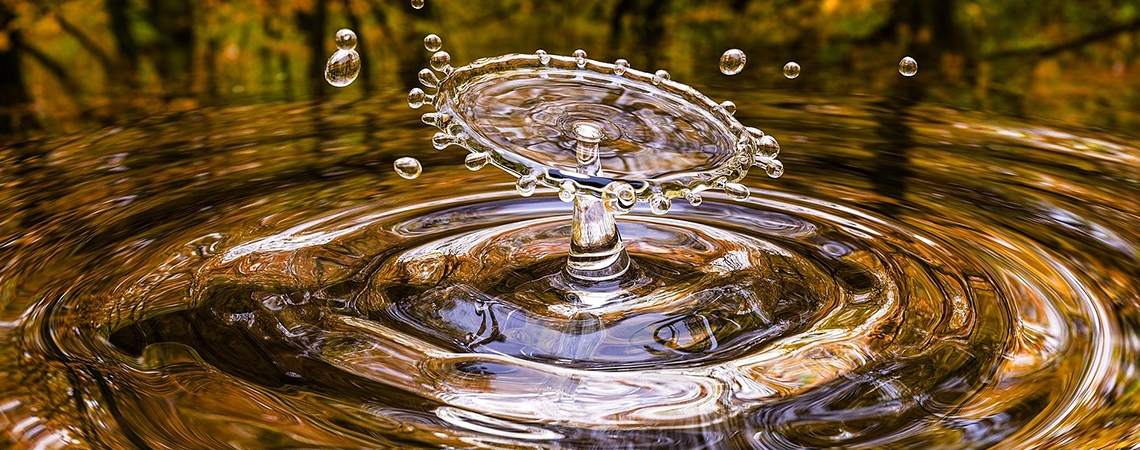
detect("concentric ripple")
[0,94,1138,449]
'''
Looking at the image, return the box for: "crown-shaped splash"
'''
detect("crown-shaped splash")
[407,42,784,283]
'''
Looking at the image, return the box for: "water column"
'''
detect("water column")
[565,123,631,284]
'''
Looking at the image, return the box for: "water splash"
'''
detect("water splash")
[720,48,747,75]
[899,56,918,76]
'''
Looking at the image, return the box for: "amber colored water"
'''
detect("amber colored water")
[2,89,1140,449]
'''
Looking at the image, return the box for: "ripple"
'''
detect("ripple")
[0,95,1138,448]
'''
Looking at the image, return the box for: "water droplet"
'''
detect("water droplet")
[335,29,357,51]
[756,135,780,159]
[650,194,671,215]
[408,88,427,109]
[719,100,737,115]
[613,59,629,76]
[411,0,424,9]
[899,56,918,76]
[324,49,361,87]
[418,68,439,88]
[465,152,488,171]
[766,159,785,178]
[684,189,703,206]
[602,181,636,214]
[424,34,442,52]
[558,181,576,202]
[720,49,746,75]
[783,61,801,79]
[573,49,588,68]
[430,51,452,73]
[516,174,538,197]
[536,49,551,65]
[652,69,670,85]
[724,182,750,201]
[394,157,422,179]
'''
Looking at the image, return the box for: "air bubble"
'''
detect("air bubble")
[411,0,424,9]
[766,159,785,178]
[614,59,629,75]
[573,49,588,68]
[720,49,746,75]
[724,182,750,201]
[430,51,452,73]
[408,88,427,109]
[335,29,357,51]
[324,49,361,87]
[899,56,918,76]
[602,181,636,215]
[719,100,737,115]
[558,181,576,202]
[516,174,538,197]
[536,49,550,65]
[423,34,442,52]
[652,69,670,85]
[394,157,421,179]
[649,194,671,215]
[465,152,488,171]
[783,61,801,79]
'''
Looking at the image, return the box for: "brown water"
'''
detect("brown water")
[2,89,1139,449]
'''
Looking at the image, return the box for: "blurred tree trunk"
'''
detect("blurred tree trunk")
[0,5,37,135]
[296,0,329,99]
[148,0,195,100]
[106,0,141,89]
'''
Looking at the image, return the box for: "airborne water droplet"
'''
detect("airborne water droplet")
[424,34,442,52]
[652,69,670,85]
[418,68,439,88]
[464,152,488,171]
[573,49,588,68]
[516,174,538,197]
[783,61,801,79]
[536,49,551,65]
[411,0,425,9]
[899,56,918,76]
[324,49,360,87]
[394,157,422,179]
[756,135,780,159]
[720,49,746,75]
[335,29,357,51]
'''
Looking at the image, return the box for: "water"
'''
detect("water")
[899,56,919,77]
[393,157,422,179]
[423,34,442,52]
[324,49,361,88]
[3,87,1139,448]
[783,62,801,79]
[720,49,747,76]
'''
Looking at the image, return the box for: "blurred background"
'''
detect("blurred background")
[1,0,1139,141]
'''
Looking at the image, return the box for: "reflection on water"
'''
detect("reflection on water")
[2,89,1140,449]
